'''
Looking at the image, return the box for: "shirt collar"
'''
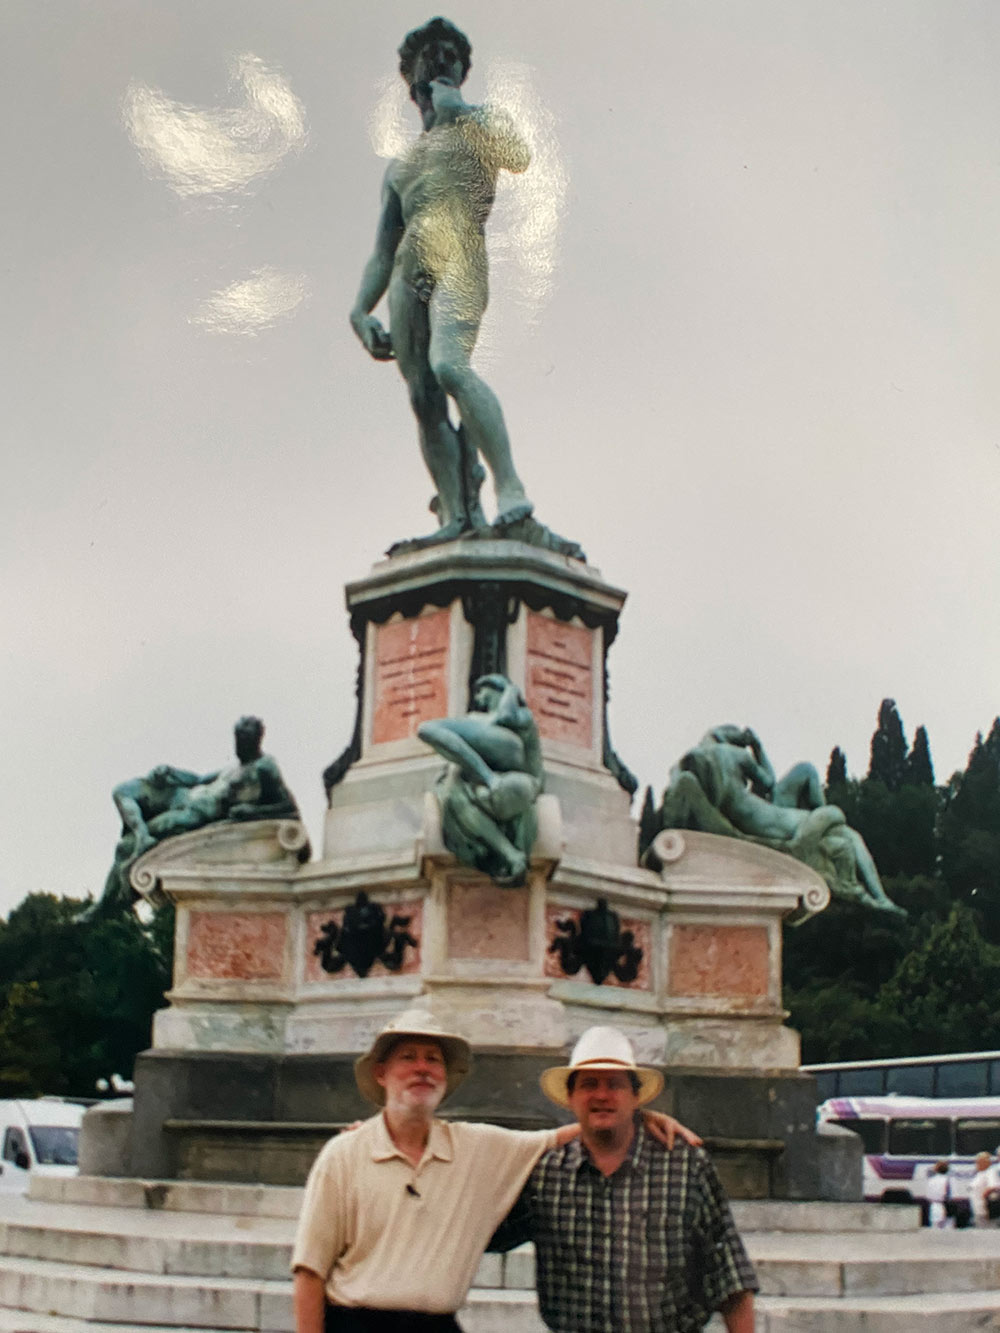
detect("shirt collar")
[370,1113,454,1164]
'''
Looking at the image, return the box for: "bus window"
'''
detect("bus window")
[937,1061,989,1098]
[955,1119,1000,1156]
[831,1118,885,1154]
[887,1118,951,1157]
[990,1060,1000,1095]
[886,1065,934,1097]
[839,1069,885,1096]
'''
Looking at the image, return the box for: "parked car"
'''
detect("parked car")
[0,1098,85,1194]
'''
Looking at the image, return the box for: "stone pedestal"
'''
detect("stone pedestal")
[123,540,827,1196]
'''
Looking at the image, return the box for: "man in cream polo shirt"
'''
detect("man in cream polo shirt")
[291,1008,688,1333]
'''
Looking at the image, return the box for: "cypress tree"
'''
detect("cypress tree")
[868,698,908,792]
[826,747,847,788]
[904,725,935,787]
[638,786,658,858]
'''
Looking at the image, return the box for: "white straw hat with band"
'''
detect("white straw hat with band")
[354,1007,472,1105]
[540,1026,663,1109]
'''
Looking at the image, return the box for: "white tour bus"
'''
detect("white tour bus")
[817,1093,1000,1206]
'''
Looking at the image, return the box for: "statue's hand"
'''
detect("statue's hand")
[352,313,394,361]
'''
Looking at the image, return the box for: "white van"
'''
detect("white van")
[0,1098,85,1194]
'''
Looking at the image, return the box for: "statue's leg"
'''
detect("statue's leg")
[388,273,467,532]
[417,718,524,788]
[147,805,211,837]
[454,796,526,883]
[428,281,533,525]
[774,762,825,810]
[845,828,905,913]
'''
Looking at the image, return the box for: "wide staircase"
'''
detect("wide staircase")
[0,1177,998,1332]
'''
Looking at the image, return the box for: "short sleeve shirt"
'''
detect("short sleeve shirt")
[292,1115,556,1312]
[525,1123,758,1333]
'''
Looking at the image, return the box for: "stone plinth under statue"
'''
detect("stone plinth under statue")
[105,538,841,1203]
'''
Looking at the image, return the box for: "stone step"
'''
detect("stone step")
[32,1177,921,1233]
[0,1288,998,1333]
[4,1194,996,1297]
[757,1289,1000,1331]
[0,1312,229,1333]
[734,1199,920,1233]
[0,1254,289,1330]
[747,1228,1000,1298]
[29,1177,302,1219]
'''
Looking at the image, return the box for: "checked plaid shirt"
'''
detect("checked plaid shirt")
[495,1120,757,1333]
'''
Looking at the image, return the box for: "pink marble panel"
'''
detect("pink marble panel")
[524,613,594,749]
[544,904,651,990]
[305,902,422,982]
[447,883,530,960]
[372,609,450,744]
[186,911,286,981]
[669,925,770,999]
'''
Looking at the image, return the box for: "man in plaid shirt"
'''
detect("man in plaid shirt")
[493,1027,757,1332]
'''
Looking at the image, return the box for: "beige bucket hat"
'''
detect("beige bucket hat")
[540,1026,664,1109]
[354,1007,472,1106]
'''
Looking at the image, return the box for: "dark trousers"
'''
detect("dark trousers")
[324,1307,462,1333]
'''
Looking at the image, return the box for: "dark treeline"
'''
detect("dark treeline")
[0,894,173,1099]
[3,699,1000,1094]
[786,700,1000,1063]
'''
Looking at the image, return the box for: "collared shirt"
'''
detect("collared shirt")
[291,1114,556,1313]
[506,1120,758,1333]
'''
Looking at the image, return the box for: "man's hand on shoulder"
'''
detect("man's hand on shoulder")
[642,1110,703,1151]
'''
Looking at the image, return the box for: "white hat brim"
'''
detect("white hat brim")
[540,1060,664,1109]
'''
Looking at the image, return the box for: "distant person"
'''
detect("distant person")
[925,1160,953,1228]
[970,1152,1000,1227]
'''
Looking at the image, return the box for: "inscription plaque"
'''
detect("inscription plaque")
[524,613,594,749]
[372,609,450,744]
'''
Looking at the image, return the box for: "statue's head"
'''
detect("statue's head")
[472,673,511,712]
[234,715,265,763]
[398,17,471,101]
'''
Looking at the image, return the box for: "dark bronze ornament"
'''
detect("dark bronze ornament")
[548,897,642,985]
[314,892,417,978]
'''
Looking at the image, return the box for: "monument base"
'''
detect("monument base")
[119,1048,822,1200]
[116,541,834,1200]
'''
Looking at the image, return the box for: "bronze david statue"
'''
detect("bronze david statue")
[350,18,533,544]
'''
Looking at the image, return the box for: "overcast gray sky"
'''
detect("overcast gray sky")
[3,1,999,918]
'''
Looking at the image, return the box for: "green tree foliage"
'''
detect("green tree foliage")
[878,905,1000,1054]
[0,894,171,1098]
[939,720,1000,940]
[638,785,658,858]
[904,726,935,787]
[826,747,847,789]
[868,698,908,792]
[787,701,1000,1062]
